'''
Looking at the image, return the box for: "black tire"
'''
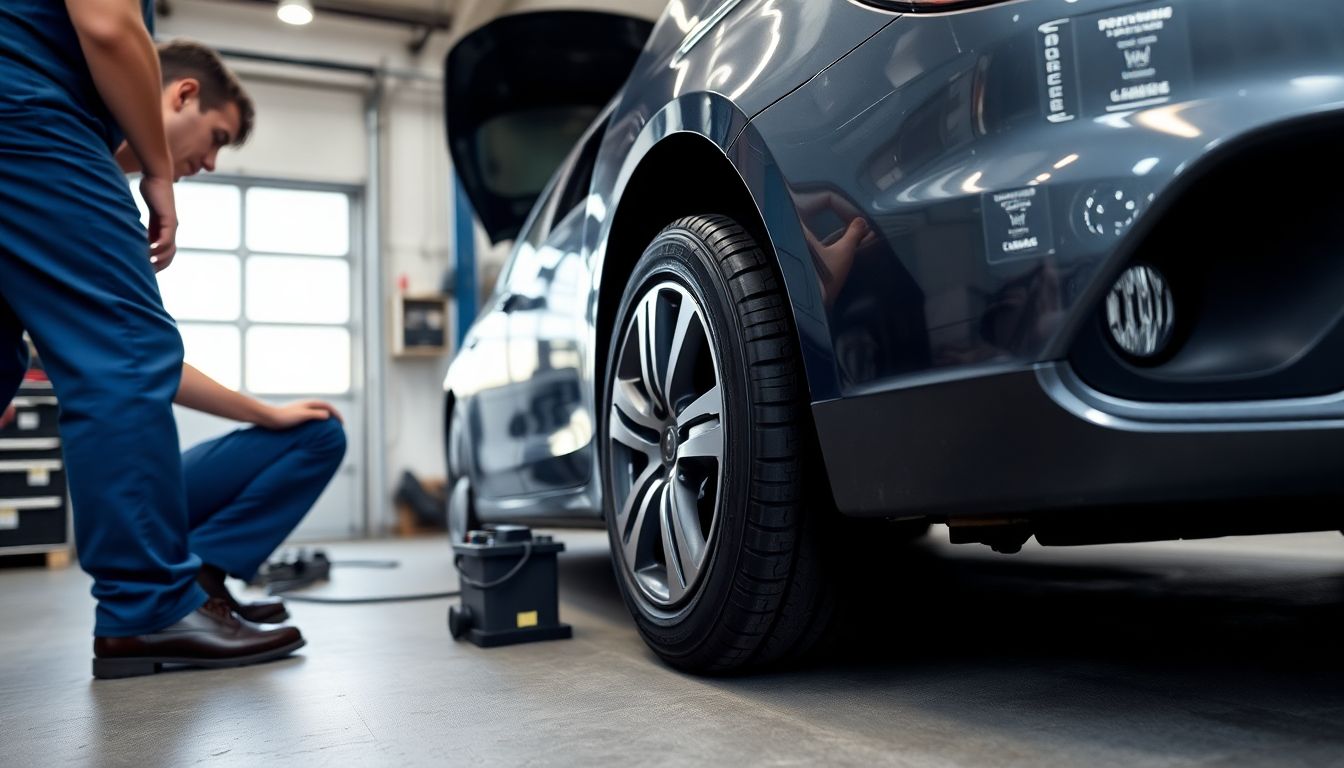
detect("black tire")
[446,397,478,543]
[600,215,831,673]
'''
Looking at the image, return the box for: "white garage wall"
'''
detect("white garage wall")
[156,0,671,535]
[210,80,368,184]
[158,0,456,535]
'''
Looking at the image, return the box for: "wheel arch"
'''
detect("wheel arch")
[595,98,841,409]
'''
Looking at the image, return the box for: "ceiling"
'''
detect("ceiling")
[160,0,457,32]
[158,0,666,46]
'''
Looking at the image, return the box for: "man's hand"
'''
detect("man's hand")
[261,400,344,431]
[804,216,870,307]
[66,0,177,270]
[140,175,177,272]
[795,187,879,307]
[0,403,15,430]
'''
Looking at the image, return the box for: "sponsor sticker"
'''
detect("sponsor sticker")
[1038,18,1078,123]
[1038,3,1192,122]
[17,412,38,431]
[983,186,1055,264]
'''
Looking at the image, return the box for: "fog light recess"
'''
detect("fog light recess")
[1105,264,1175,360]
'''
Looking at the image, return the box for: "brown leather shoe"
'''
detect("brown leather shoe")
[197,563,289,624]
[93,598,305,679]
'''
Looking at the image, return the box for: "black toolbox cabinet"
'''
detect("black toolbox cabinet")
[0,382,70,553]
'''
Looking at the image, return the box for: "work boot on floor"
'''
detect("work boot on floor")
[197,563,289,623]
[92,598,305,679]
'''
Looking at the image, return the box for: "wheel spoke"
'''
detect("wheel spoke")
[609,406,659,461]
[609,415,659,462]
[611,378,661,433]
[661,297,697,410]
[659,488,688,604]
[667,477,706,587]
[615,461,661,542]
[623,477,664,572]
[676,384,721,430]
[677,422,723,462]
[637,297,665,414]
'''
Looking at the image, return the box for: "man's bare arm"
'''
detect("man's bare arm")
[176,363,343,430]
[65,0,177,269]
[65,0,170,178]
[176,362,270,424]
[114,141,141,174]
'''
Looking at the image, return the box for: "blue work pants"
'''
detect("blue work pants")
[0,113,207,636]
[183,418,346,581]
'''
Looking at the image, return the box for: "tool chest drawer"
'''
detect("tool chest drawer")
[0,458,66,499]
[0,436,62,461]
[0,494,67,548]
[0,391,59,439]
[0,390,59,438]
[0,380,69,551]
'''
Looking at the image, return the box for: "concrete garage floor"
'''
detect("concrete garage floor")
[4,528,1344,766]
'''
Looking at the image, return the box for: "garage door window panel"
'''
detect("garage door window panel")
[245,188,350,256]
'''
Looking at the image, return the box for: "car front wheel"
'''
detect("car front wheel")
[601,215,831,673]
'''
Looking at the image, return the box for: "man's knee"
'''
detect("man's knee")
[301,418,347,464]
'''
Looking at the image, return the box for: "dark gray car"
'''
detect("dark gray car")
[445,0,1344,672]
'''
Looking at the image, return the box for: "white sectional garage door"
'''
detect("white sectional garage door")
[134,177,365,541]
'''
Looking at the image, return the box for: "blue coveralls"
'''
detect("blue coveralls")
[183,419,346,582]
[0,0,211,636]
[0,4,347,635]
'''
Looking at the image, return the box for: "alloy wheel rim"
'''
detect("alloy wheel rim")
[609,280,725,608]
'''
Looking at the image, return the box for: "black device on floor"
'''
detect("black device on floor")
[250,548,331,593]
[448,525,571,647]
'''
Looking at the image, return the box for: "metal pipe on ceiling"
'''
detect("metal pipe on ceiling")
[215,46,442,83]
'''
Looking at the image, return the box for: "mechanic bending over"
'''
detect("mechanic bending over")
[0,2,334,679]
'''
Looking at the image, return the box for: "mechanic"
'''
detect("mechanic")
[0,1,301,679]
[124,39,349,626]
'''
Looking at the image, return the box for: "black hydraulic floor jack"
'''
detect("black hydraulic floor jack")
[449,525,572,647]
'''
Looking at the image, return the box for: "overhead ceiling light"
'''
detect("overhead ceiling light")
[277,0,314,26]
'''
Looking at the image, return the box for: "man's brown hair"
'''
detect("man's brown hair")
[158,39,255,146]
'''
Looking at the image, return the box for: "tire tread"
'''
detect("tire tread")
[634,214,834,673]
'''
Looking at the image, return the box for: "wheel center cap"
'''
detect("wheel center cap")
[661,426,678,464]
